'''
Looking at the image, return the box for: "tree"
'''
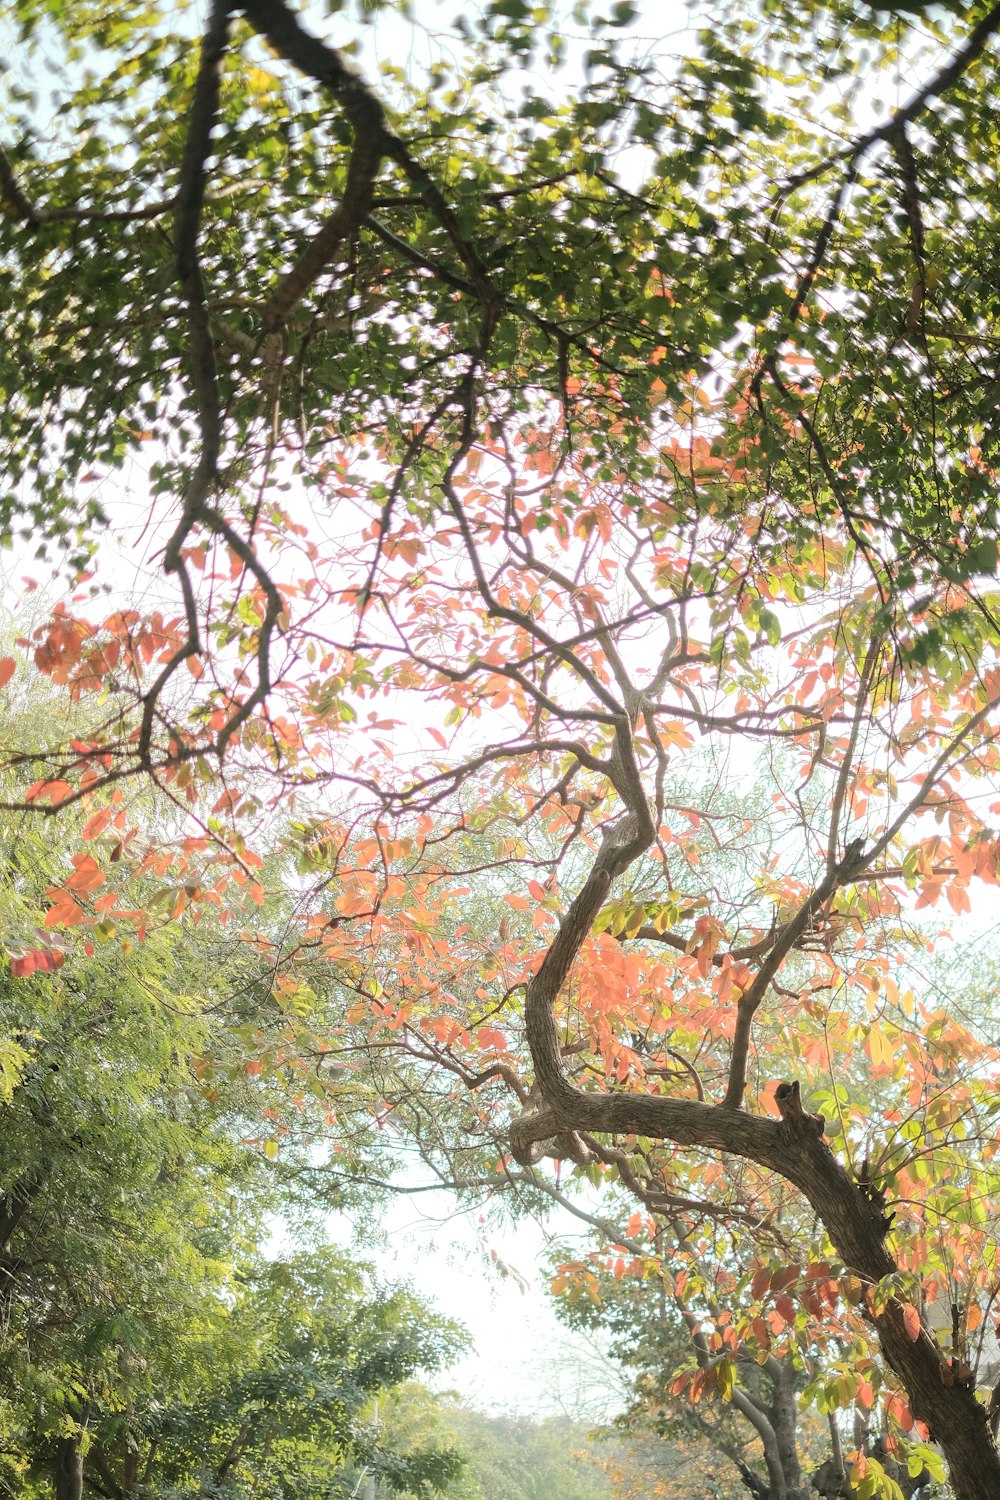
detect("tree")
[553,1236,826,1500]
[103,1253,466,1500]
[8,1242,466,1500]
[540,945,1000,1499]
[550,1231,932,1500]
[0,831,261,1500]
[6,1,1000,1496]
[380,1387,614,1500]
[0,734,464,1500]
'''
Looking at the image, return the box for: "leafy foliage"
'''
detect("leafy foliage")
[382,1387,615,1500]
[6,1,1000,1497]
[0,769,465,1500]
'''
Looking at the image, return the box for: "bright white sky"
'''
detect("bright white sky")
[339,1185,627,1420]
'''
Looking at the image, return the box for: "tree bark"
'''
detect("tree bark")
[770,1359,809,1500]
[54,1436,83,1500]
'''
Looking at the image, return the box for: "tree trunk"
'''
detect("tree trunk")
[771,1360,809,1500]
[54,1436,83,1500]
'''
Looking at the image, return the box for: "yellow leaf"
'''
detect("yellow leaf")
[864,1026,893,1071]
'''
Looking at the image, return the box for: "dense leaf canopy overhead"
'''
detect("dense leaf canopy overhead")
[3,0,1000,598]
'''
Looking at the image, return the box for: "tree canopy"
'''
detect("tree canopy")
[6,1,1000,1497]
[0,767,467,1500]
[380,1388,617,1500]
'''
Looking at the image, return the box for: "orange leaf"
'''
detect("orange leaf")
[10,946,66,979]
[26,779,75,807]
[901,1302,920,1341]
[886,1392,913,1430]
[65,855,106,895]
[0,657,15,690]
[751,1316,771,1350]
[43,889,86,928]
[476,1026,507,1051]
[945,880,971,915]
[82,808,113,842]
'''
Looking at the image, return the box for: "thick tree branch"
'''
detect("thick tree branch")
[238,0,389,331]
[512,1066,1000,1496]
[872,1,1000,143]
[723,836,867,1110]
[173,0,229,475]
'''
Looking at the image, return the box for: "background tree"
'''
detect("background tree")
[104,1253,466,1500]
[0,722,466,1500]
[550,1229,936,1500]
[379,1387,615,1500]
